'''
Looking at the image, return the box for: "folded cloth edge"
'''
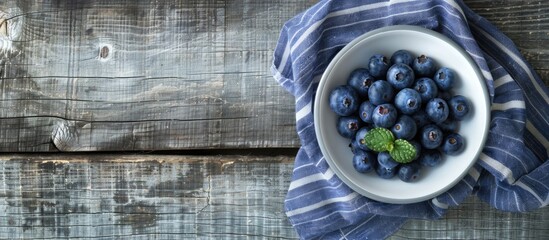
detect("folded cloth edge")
[271,0,549,239]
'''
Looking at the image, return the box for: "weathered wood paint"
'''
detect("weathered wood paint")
[0,154,548,239]
[0,0,311,151]
[0,0,547,239]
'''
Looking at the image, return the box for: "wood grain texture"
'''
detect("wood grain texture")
[0,0,548,151]
[0,0,311,152]
[0,154,296,239]
[0,154,547,239]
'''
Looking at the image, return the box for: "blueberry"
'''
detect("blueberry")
[398,163,421,182]
[411,110,430,128]
[372,103,398,128]
[390,49,414,66]
[368,80,394,105]
[425,98,449,123]
[337,116,362,139]
[375,164,397,179]
[413,77,438,102]
[347,68,375,98]
[329,85,359,116]
[394,88,422,114]
[412,54,436,77]
[420,124,443,149]
[368,54,390,79]
[437,119,460,133]
[377,152,399,169]
[448,95,470,121]
[391,115,417,140]
[355,126,373,151]
[441,133,465,155]
[349,140,361,154]
[433,67,455,91]
[437,91,452,101]
[386,63,415,90]
[418,149,443,167]
[358,101,376,123]
[353,149,376,173]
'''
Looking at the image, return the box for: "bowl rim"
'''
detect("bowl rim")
[313,25,490,204]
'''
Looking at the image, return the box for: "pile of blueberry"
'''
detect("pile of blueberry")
[328,50,470,182]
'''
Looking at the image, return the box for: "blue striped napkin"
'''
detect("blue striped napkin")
[272,0,549,239]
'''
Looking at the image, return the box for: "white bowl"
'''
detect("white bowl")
[314,25,490,204]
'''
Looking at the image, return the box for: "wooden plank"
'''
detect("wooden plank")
[0,154,548,239]
[0,0,548,152]
[0,154,296,239]
[0,0,308,151]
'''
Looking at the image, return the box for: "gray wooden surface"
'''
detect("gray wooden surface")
[0,154,548,239]
[0,0,548,151]
[0,0,548,239]
[0,0,307,152]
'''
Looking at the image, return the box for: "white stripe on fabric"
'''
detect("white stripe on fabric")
[493,187,500,208]
[286,192,360,217]
[339,229,346,240]
[295,102,312,122]
[293,195,373,226]
[442,0,466,20]
[297,122,314,135]
[494,74,514,88]
[272,67,285,82]
[526,120,549,156]
[493,116,525,124]
[277,1,393,73]
[479,153,516,183]
[293,5,461,66]
[471,24,549,154]
[491,100,525,111]
[469,166,481,180]
[480,69,493,83]
[446,191,459,205]
[472,24,549,105]
[462,178,474,190]
[513,192,522,212]
[316,156,326,167]
[293,162,314,173]
[515,180,547,205]
[491,142,531,173]
[340,215,376,239]
[276,0,332,74]
[523,175,549,192]
[296,75,321,102]
[288,168,335,191]
[278,0,426,73]
[470,22,549,158]
[432,198,449,209]
[286,182,345,202]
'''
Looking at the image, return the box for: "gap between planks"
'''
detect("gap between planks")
[0,149,299,163]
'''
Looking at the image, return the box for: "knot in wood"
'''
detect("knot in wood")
[98,44,113,61]
[100,45,109,59]
[52,121,78,151]
[0,7,24,57]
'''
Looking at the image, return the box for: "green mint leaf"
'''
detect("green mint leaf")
[389,139,417,163]
[364,128,395,152]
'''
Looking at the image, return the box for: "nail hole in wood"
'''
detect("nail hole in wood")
[100,45,109,59]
